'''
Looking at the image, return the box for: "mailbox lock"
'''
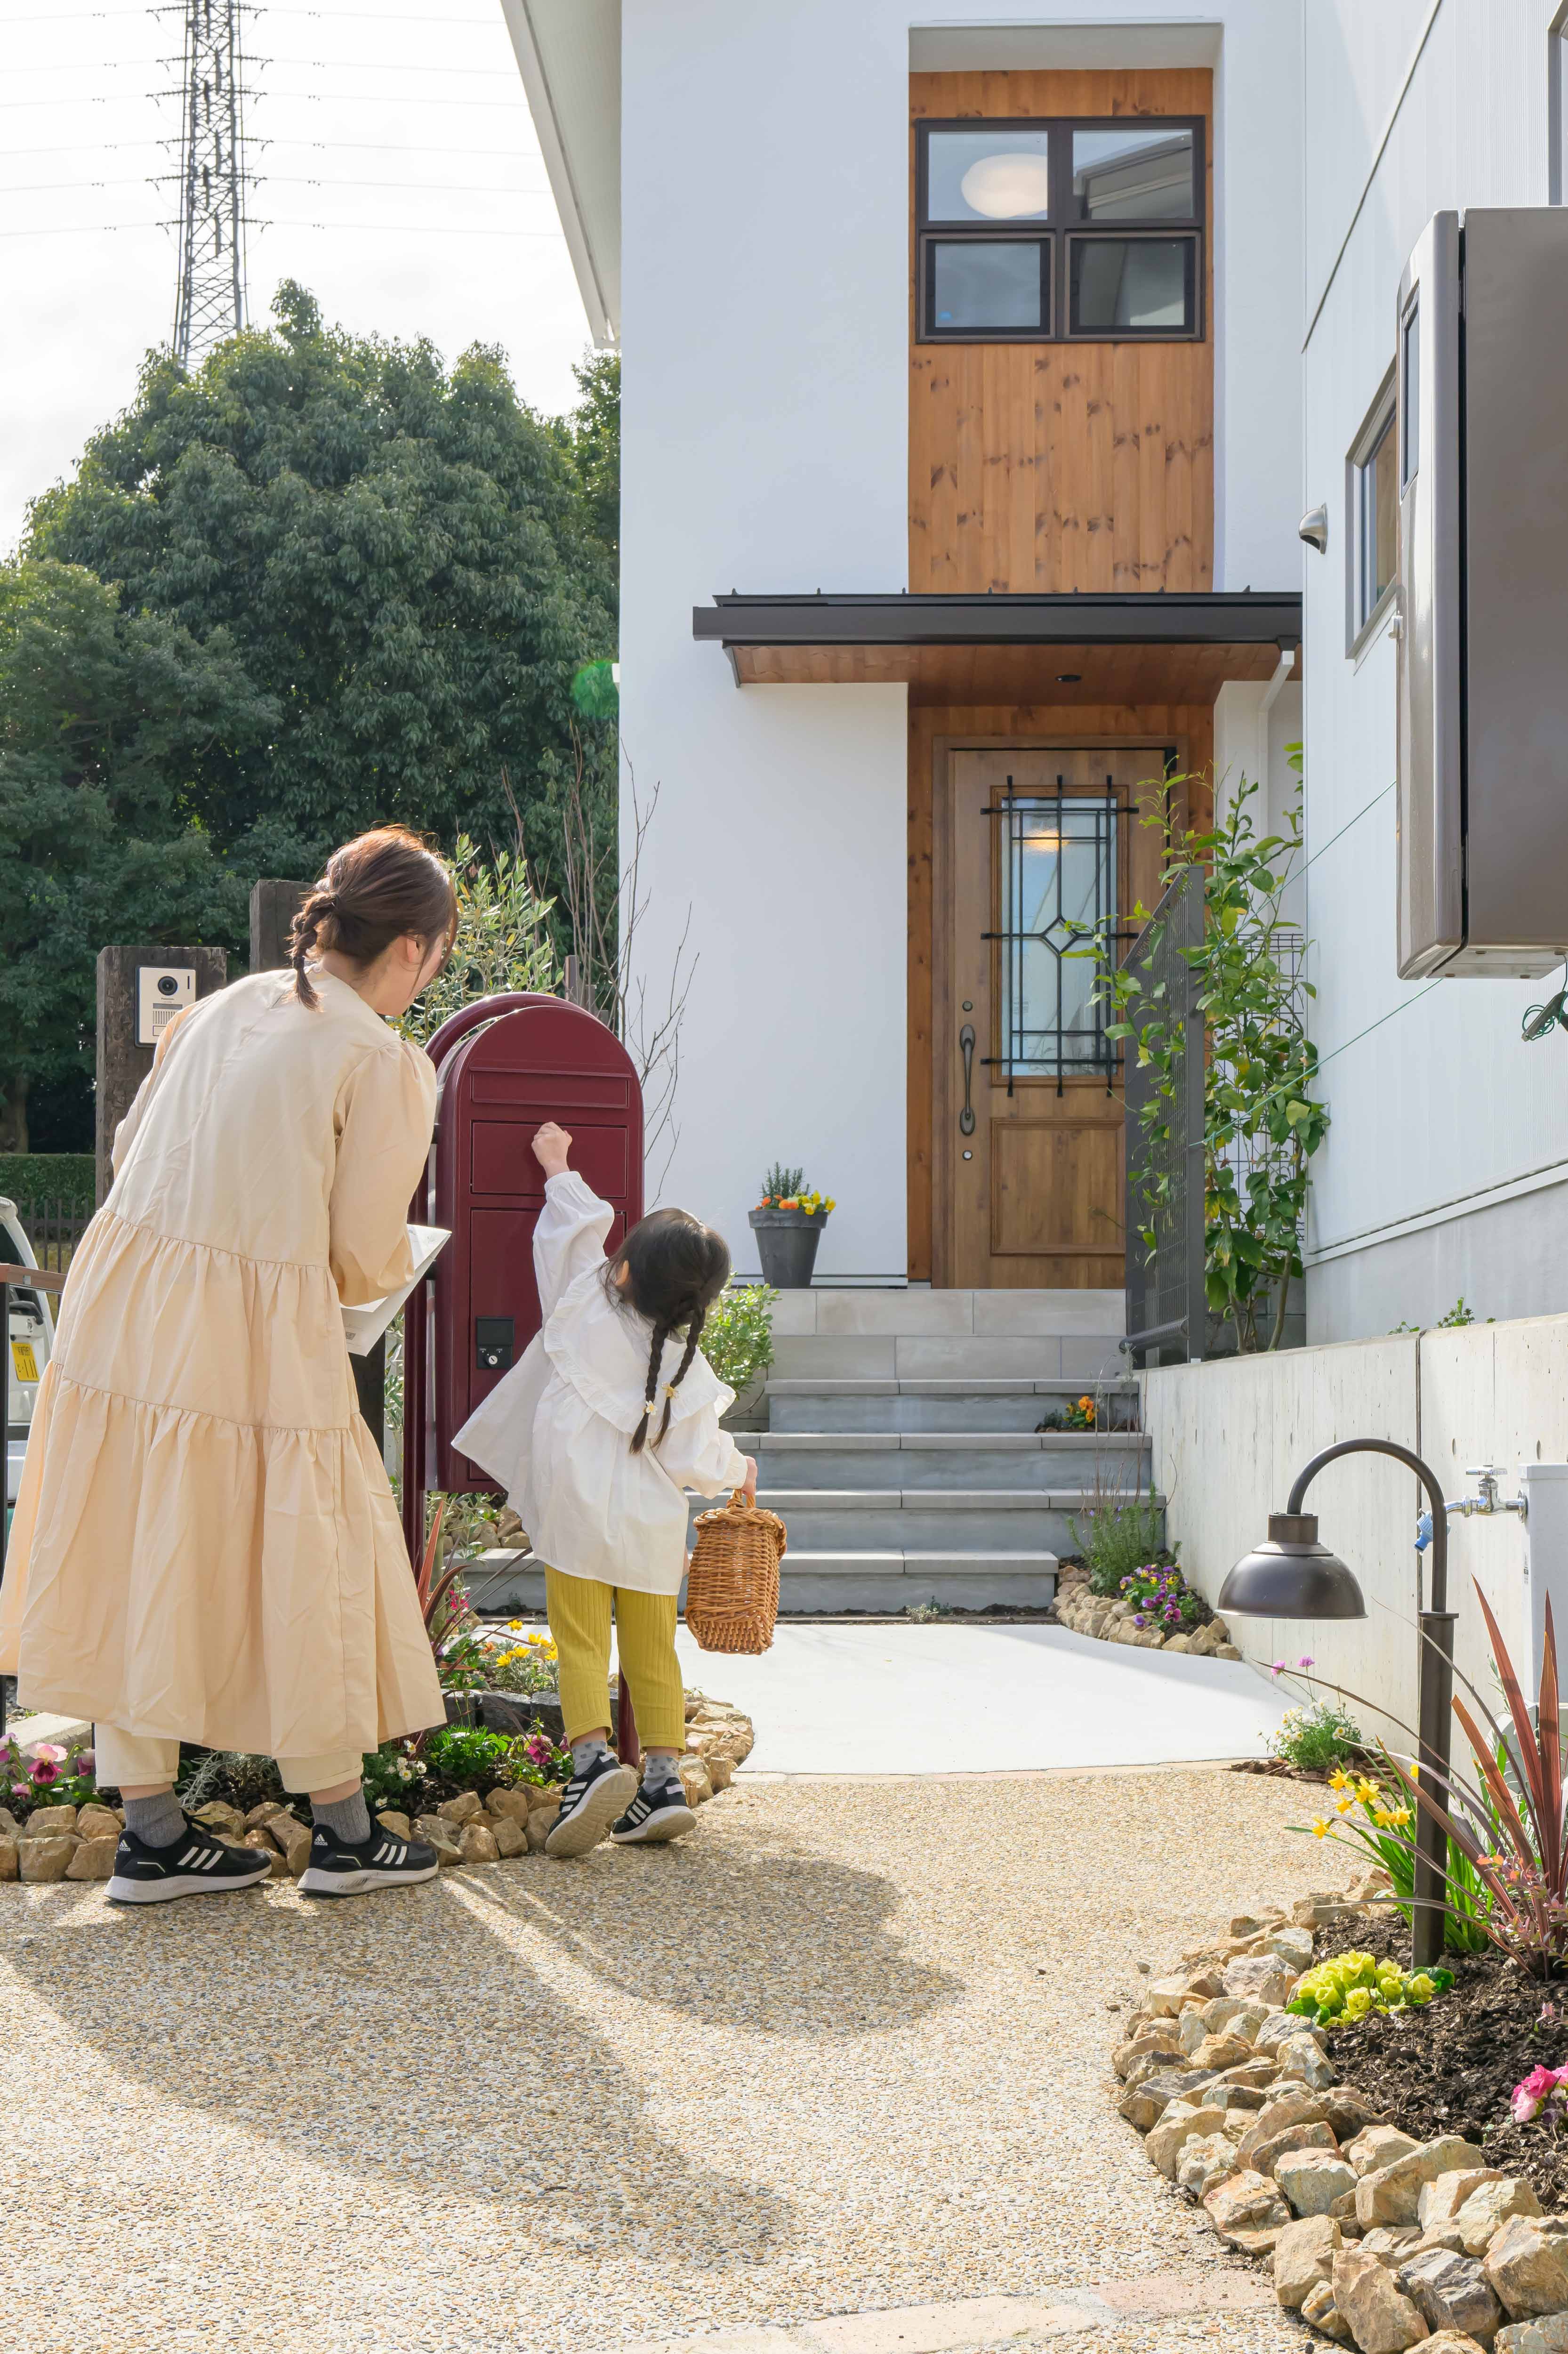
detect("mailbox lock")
[475,1315,515,1372]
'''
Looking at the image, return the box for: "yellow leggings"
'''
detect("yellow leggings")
[545,1568,686,1754]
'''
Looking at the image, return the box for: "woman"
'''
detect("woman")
[0,826,456,1904]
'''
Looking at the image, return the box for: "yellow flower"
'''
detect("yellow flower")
[1372,1808,1394,1828]
[508,1620,522,1631]
[1311,1818,1332,1838]
[1355,1779,1378,1805]
[1328,1767,1352,1791]
[1389,1806,1412,1826]
[1335,1794,1355,1813]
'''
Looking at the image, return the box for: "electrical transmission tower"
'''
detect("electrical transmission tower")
[170,0,256,368]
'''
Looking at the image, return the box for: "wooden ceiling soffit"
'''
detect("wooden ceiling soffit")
[723,640,1298,705]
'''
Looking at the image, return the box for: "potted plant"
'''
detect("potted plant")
[748,1164,836,1290]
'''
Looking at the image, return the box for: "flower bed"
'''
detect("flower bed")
[0,1690,755,1886]
[1054,1560,1243,1658]
[1112,1881,1568,2348]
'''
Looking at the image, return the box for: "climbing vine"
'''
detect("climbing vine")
[1076,760,1330,1354]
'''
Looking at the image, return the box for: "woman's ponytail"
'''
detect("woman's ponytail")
[656,1307,707,1447]
[286,825,457,1009]
[630,1319,675,1454]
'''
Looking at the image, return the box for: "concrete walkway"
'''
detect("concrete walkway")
[0,1768,1335,2354]
[668,1623,1293,1774]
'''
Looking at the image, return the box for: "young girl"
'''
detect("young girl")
[455,1122,756,1856]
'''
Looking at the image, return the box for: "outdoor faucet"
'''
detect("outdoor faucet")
[1415,1466,1528,1550]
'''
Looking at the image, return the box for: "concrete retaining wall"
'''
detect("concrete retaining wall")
[1142,1314,1568,1747]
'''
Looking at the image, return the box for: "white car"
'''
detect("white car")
[3,1198,56,1510]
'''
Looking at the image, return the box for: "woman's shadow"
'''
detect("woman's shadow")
[7,1834,957,2256]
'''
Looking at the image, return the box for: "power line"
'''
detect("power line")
[5,137,547,157]
[4,174,551,193]
[0,6,497,19]
[170,0,256,365]
[0,218,563,238]
[1,90,529,108]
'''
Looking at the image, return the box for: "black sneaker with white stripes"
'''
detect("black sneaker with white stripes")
[298,1819,440,1898]
[611,1775,697,1846]
[544,1750,638,1858]
[106,1817,273,1906]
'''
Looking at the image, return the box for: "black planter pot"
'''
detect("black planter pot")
[443,1688,565,1743]
[748,1205,827,1289]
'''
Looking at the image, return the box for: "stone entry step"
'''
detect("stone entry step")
[767,1379,1140,1433]
[776,1549,1058,1612]
[745,1432,1150,1490]
[723,1488,1153,1555]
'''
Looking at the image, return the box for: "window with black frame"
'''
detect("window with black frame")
[917,116,1204,343]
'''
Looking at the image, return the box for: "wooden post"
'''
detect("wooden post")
[95,947,227,1207]
[249,879,308,974]
[564,953,590,1009]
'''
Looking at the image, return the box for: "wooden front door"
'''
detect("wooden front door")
[933,743,1173,1289]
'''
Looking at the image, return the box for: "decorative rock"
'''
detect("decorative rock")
[20,1804,77,1838]
[1276,2152,1358,2217]
[192,1801,245,1832]
[705,1753,735,1792]
[1200,1996,1270,2040]
[1146,1973,1198,2016]
[1190,2033,1258,2072]
[486,1788,533,1827]
[1267,1924,1316,1972]
[1398,2245,1505,2345]
[413,1814,464,1868]
[1484,2216,1568,2320]
[243,1830,290,1878]
[457,1823,499,1865]
[18,1836,76,1883]
[1302,2279,1353,2341]
[1276,2035,1339,2089]
[1496,2321,1568,2352]
[1147,2101,1229,2178]
[1422,2173,1511,2233]
[65,1836,118,1881]
[1416,2339,1492,2354]
[0,1806,22,1839]
[1331,2244,1429,2352]
[1363,2227,1425,2261]
[1239,2090,1329,2150]
[0,1838,17,1880]
[1114,2028,1185,2077]
[1458,2181,1544,2257]
[1257,2010,1313,2050]
[491,1817,528,1858]
[1214,1644,1245,1660]
[1350,2127,1423,2178]
[525,1810,556,1854]
[281,1822,314,1876]
[677,1759,713,1805]
[1222,1954,1296,2008]
[1118,2068,1221,2131]
[1324,2089,1393,2145]
[75,1803,122,1844]
[1206,2082,1272,2113]
[1209,2057,1283,2091]
[437,1791,482,1825]
[1275,2214,1343,2310]
[1242,2120,1338,2178]
[1178,2133,1243,2200]
[1358,2138,1489,2228]
[376,1811,412,1840]
[1204,2168,1291,2248]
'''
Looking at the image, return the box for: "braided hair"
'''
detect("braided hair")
[287,825,457,1009]
[603,1208,732,1453]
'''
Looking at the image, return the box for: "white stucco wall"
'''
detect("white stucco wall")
[617,1,1305,1271]
[1301,0,1568,1340]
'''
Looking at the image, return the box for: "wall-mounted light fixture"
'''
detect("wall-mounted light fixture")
[1298,504,1329,553]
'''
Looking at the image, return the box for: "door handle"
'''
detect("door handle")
[959,1024,976,1135]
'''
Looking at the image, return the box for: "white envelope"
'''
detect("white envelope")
[341,1225,450,1357]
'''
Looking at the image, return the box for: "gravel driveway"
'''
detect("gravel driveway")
[0,1768,1344,2354]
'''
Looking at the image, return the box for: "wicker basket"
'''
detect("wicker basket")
[685,1489,786,1653]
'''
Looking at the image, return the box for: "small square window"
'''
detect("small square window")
[927,239,1048,335]
[1068,235,1196,335]
[926,128,1051,223]
[1071,127,1196,223]
[1348,370,1399,649]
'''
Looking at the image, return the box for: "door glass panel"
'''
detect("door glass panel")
[926,128,1051,222]
[1358,407,1398,623]
[1071,126,1195,221]
[1069,235,1193,331]
[929,239,1046,332]
[1401,299,1420,485]
[997,796,1118,1076]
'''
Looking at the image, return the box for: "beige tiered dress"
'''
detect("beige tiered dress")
[0,969,446,1759]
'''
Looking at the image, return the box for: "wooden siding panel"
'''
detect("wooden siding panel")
[909,67,1214,593]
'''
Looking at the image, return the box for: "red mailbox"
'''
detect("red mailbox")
[401,993,643,1560]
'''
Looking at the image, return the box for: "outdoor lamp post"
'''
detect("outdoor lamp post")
[1217,1438,1457,1973]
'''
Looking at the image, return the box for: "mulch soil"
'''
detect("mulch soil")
[1313,1908,1568,2210]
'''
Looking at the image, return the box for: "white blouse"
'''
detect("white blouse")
[453,1171,750,1596]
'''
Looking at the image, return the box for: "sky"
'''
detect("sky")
[0,0,592,552]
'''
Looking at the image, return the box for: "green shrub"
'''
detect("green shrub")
[1267,1697,1363,1773]
[0,1153,95,1216]
[1069,1487,1171,1597]
[701,1282,777,1395]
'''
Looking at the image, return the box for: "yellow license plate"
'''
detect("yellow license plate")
[10,1340,38,1383]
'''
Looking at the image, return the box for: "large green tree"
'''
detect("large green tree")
[28,282,617,887]
[0,557,277,1146]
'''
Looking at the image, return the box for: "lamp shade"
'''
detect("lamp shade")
[1216,1513,1367,1620]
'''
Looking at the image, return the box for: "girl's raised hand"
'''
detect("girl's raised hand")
[532,1121,573,1177]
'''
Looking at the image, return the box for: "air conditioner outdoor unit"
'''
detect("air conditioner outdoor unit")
[1397,208,1568,980]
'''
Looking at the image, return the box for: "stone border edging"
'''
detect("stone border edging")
[1054,1566,1243,1659]
[1112,1886,1568,2350]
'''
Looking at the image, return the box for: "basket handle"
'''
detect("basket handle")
[730,1487,749,1510]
